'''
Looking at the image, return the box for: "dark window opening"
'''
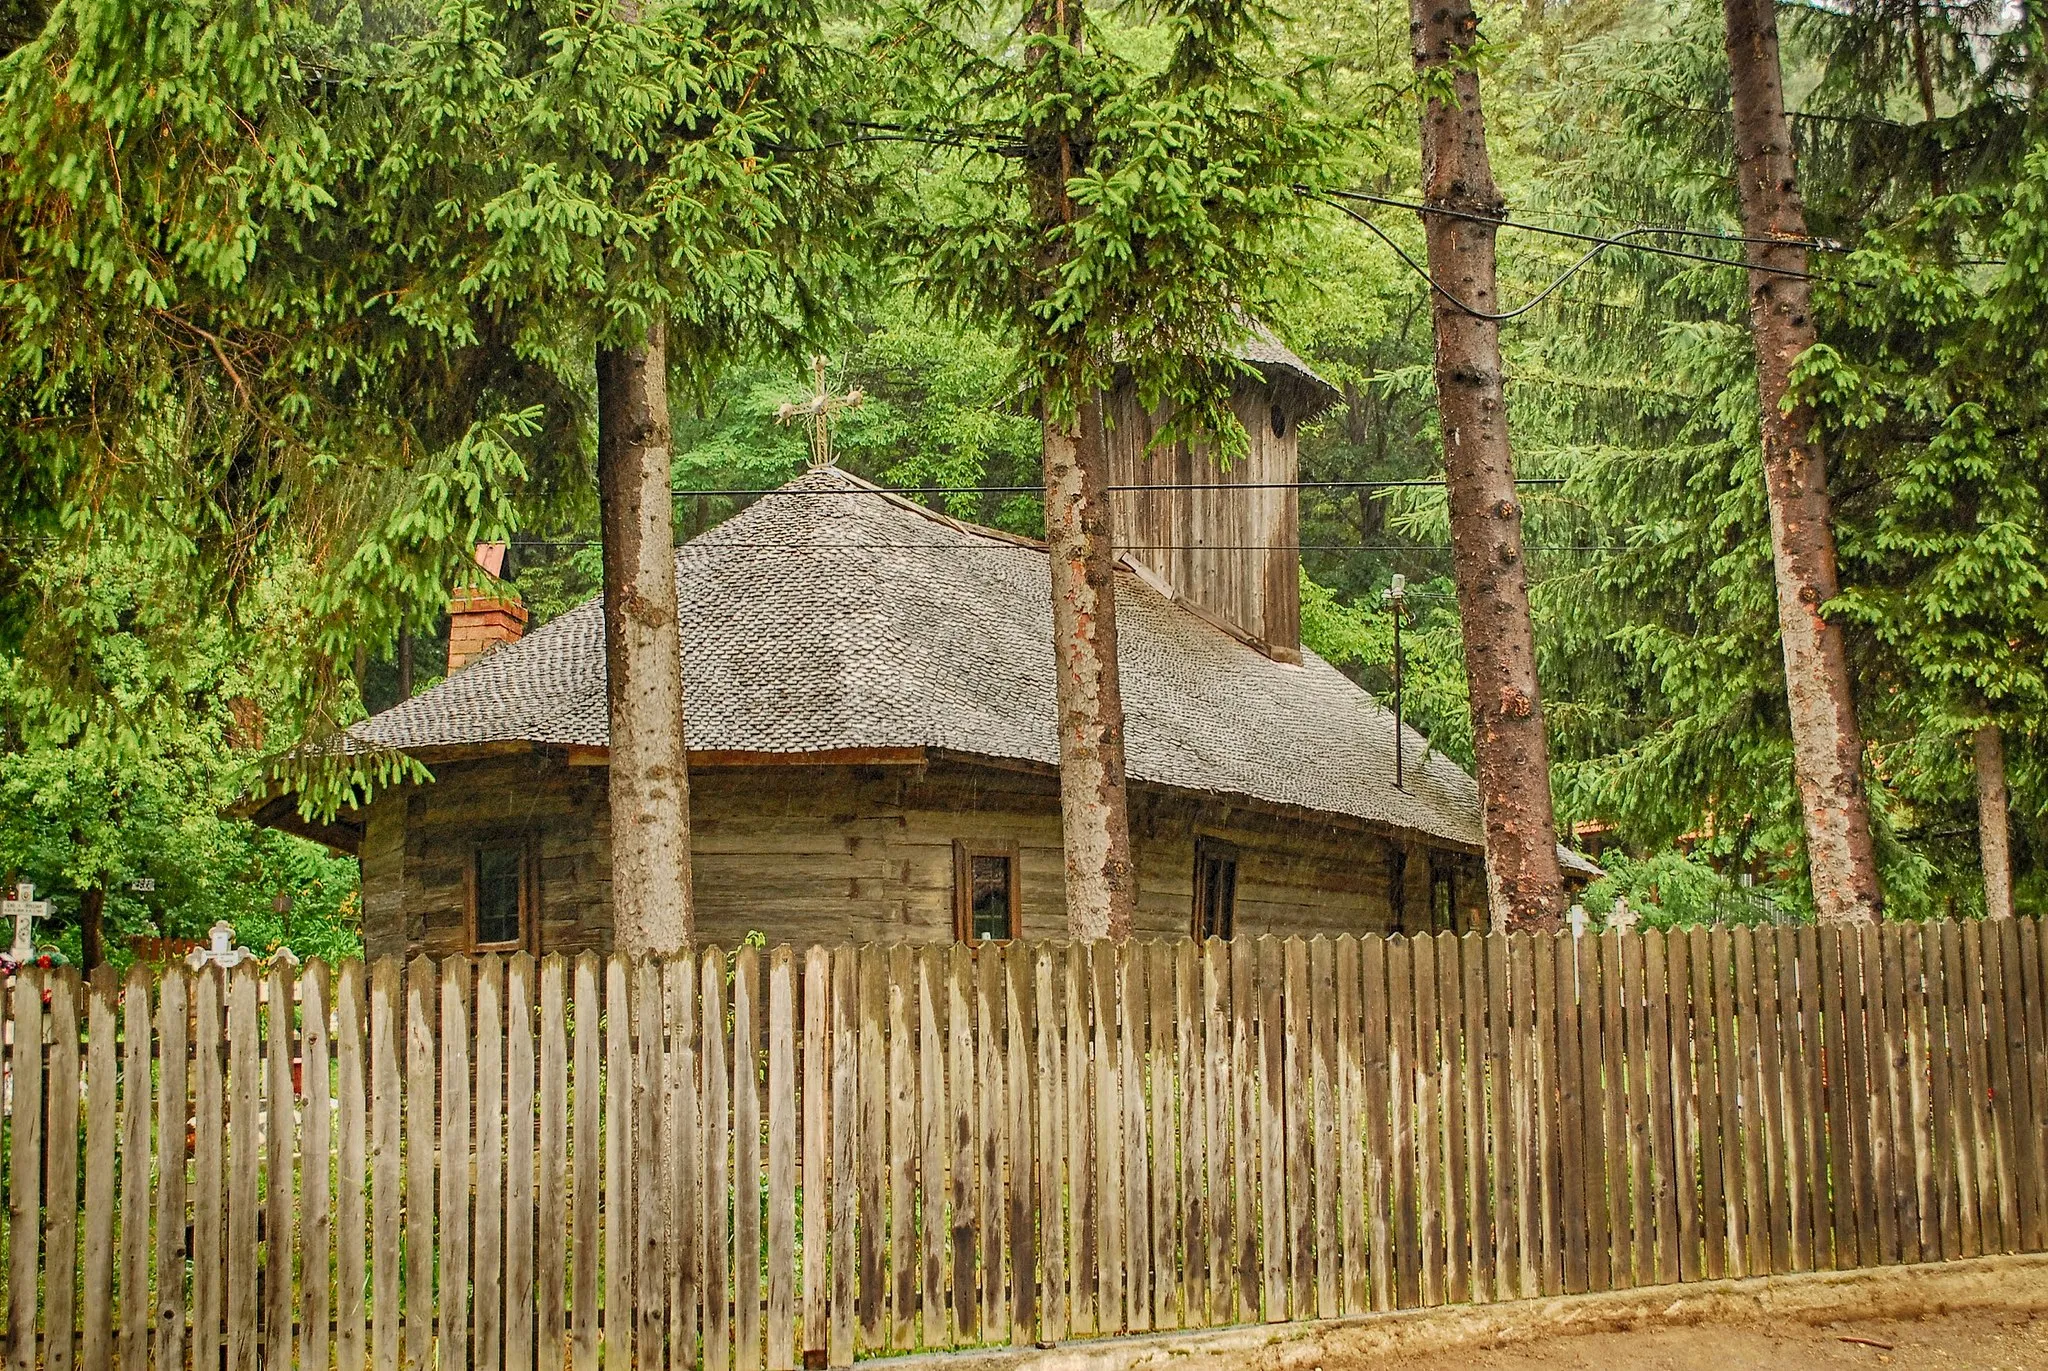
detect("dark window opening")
[1429,856,1458,933]
[1388,841,1409,934]
[1269,403,1288,438]
[1193,837,1239,940]
[473,840,529,949]
[954,841,1020,943]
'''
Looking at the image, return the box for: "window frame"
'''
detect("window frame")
[1191,835,1241,941]
[952,838,1022,944]
[466,835,537,954]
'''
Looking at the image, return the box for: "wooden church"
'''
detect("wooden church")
[270,334,1594,957]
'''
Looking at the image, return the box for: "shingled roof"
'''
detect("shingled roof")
[349,468,1595,873]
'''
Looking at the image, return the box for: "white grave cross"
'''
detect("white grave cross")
[185,920,257,972]
[4,883,51,962]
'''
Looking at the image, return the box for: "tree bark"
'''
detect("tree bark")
[597,316,693,955]
[1723,0,1884,925]
[1411,0,1567,933]
[1976,723,2014,920]
[80,883,105,972]
[1043,396,1138,940]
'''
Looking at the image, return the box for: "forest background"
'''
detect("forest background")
[1,0,2041,964]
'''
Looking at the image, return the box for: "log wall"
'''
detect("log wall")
[359,754,1486,959]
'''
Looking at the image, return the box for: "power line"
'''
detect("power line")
[1319,186,1847,255]
[508,538,1629,553]
[668,477,1568,499]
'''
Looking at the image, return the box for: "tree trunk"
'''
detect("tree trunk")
[597,316,693,955]
[1976,723,2014,920]
[80,883,105,972]
[1043,396,1138,940]
[1722,0,1884,925]
[1411,0,1567,933]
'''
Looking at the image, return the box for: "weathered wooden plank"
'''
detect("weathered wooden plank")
[1120,946,1150,1335]
[1360,935,1394,1312]
[804,947,831,1362]
[1175,941,1206,1329]
[827,947,856,1365]
[950,943,982,1342]
[1728,928,1769,1276]
[368,961,402,1371]
[2031,918,2048,1251]
[536,957,570,1371]
[148,971,187,1371]
[301,965,333,1371]
[39,972,77,1371]
[1881,925,1921,1264]
[1601,931,1634,1291]
[768,948,800,1371]
[918,947,951,1350]
[1533,935,1563,1297]
[1981,918,2020,1252]
[1306,937,1338,1320]
[1619,932,1650,1289]
[1037,947,1069,1344]
[859,949,891,1353]
[1462,933,1495,1306]
[981,945,1012,1345]
[1643,930,1680,1287]
[1900,927,1937,1267]
[1066,943,1096,1339]
[504,956,536,1371]
[1996,917,2040,1250]
[602,960,635,1371]
[1552,935,1587,1296]
[667,954,703,1371]
[1922,926,1959,1265]
[1385,936,1419,1310]
[1575,934,1609,1294]
[1259,937,1287,1320]
[1818,926,1854,1270]
[1436,933,1471,1306]
[1772,929,1811,1271]
[1010,948,1039,1346]
[1687,930,1724,1281]
[1203,939,1234,1327]
[1094,945,1123,1333]
[226,967,264,1371]
[1280,938,1312,1320]
[119,970,154,1371]
[570,954,602,1371]
[734,948,764,1371]
[1709,929,1747,1279]
[440,962,473,1371]
[7,968,43,1371]
[1505,934,1537,1301]
[83,970,121,1371]
[1664,930,1700,1286]
[1794,927,1830,1274]
[886,945,917,1350]
[703,949,734,1371]
[1956,919,1994,1257]
[1230,937,1258,1322]
[1411,933,1444,1306]
[634,962,668,1369]
[1747,930,1791,1274]
[403,960,438,1371]
[471,959,505,1371]
[1858,926,1900,1265]
[1336,936,1366,1315]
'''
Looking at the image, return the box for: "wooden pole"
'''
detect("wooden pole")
[1409,0,1567,932]
[1721,0,1882,925]
[597,316,694,953]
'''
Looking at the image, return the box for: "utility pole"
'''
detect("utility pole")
[1410,0,1567,932]
[1722,0,1883,924]
[1385,574,1407,791]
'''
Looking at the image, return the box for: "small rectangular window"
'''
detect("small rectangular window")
[953,841,1019,943]
[472,840,529,950]
[1193,837,1239,940]
[1429,855,1457,933]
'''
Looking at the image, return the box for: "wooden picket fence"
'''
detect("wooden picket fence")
[5,919,2048,1370]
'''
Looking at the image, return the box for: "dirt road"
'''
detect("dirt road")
[1349,1307,2048,1371]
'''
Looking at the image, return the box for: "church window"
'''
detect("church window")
[953,840,1020,942]
[471,839,531,951]
[1193,837,1239,940]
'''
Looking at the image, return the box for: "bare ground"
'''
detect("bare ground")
[1354,1306,2048,1371]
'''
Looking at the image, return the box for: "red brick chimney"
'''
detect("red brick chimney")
[447,542,528,672]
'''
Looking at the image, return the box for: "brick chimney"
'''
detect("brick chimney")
[447,542,528,672]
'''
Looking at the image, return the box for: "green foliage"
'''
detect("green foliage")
[1582,850,1787,930]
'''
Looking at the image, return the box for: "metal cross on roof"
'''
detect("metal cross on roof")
[776,355,864,470]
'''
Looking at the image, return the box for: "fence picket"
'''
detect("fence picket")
[636,961,668,1370]
[1175,941,1206,1330]
[1093,945,1123,1333]
[1229,937,1258,1322]
[1038,947,1068,1344]
[1386,936,1418,1309]
[120,970,154,1371]
[828,946,856,1366]
[1012,948,1040,1346]
[536,957,570,1371]
[440,961,473,1371]
[1436,934,1471,1306]
[1361,934,1394,1312]
[1505,934,1537,1301]
[302,964,333,1371]
[886,945,916,1351]
[918,947,952,1350]
[84,970,120,1371]
[1065,943,1095,1339]
[977,947,1008,1341]
[1645,930,1681,1286]
[8,968,43,1371]
[1336,936,1366,1314]
[668,954,702,1371]
[768,948,799,1371]
[1411,934,1443,1306]
[1463,934,1495,1306]
[570,955,602,1371]
[804,948,831,1362]
[504,956,536,1371]
[1553,935,1587,1297]
[1599,931,1632,1291]
[856,949,887,1355]
[733,948,763,1371]
[404,959,437,1371]
[700,950,732,1371]
[45,972,81,1371]
[369,962,401,1371]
